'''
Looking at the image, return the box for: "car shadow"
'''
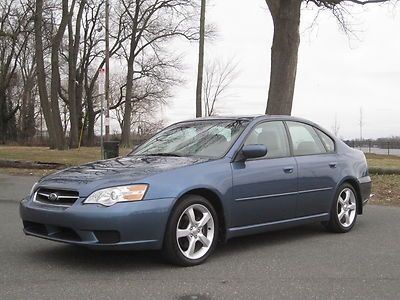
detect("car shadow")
[27,245,168,271]
[214,222,328,258]
[24,221,339,271]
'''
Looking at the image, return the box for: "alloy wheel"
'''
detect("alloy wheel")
[176,204,215,260]
[337,188,357,228]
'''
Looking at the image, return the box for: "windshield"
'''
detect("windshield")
[131,120,249,159]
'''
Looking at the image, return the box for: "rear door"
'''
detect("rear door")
[231,121,298,227]
[286,121,339,217]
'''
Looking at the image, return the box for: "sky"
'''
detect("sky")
[159,0,400,140]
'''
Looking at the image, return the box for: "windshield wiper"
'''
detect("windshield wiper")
[144,153,182,157]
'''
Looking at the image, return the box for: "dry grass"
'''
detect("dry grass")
[370,174,400,207]
[0,168,53,177]
[0,146,131,166]
[365,153,400,169]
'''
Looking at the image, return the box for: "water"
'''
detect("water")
[358,147,400,156]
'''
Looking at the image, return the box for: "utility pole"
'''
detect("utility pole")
[195,0,206,118]
[99,68,105,159]
[332,113,340,137]
[105,0,110,140]
[359,107,363,143]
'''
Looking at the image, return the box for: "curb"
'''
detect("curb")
[0,159,66,170]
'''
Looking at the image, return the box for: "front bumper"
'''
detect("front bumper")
[20,196,175,250]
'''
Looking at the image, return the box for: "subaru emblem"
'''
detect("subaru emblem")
[49,193,59,201]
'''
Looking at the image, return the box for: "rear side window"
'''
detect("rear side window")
[286,121,327,156]
[244,121,290,159]
[316,129,335,153]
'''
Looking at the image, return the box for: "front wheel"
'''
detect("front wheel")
[163,195,218,266]
[324,183,358,233]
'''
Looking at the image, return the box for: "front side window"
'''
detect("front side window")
[286,121,327,156]
[131,120,249,159]
[244,121,290,159]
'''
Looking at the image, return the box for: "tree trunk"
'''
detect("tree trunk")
[49,0,73,150]
[34,0,57,148]
[265,0,301,115]
[86,92,96,146]
[68,0,85,149]
[120,4,140,148]
[76,79,84,145]
[67,47,79,147]
[68,25,79,149]
[20,75,36,143]
[0,89,7,144]
[120,52,135,147]
[49,51,66,149]
[195,0,206,118]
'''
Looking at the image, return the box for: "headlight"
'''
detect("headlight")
[83,184,149,207]
[30,182,39,196]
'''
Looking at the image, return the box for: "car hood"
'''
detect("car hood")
[38,155,208,193]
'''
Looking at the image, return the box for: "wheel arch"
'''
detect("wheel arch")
[337,176,363,214]
[166,188,227,245]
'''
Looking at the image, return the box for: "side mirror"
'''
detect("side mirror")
[240,144,268,160]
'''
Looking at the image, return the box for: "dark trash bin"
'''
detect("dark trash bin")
[103,141,120,159]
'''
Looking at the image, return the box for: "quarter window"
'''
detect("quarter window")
[286,122,327,156]
[244,121,290,159]
[316,129,335,152]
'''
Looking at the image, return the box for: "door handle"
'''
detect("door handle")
[329,162,337,169]
[283,167,294,174]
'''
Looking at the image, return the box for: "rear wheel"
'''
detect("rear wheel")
[324,183,358,233]
[163,195,218,266]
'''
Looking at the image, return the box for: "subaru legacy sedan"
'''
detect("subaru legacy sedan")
[20,115,371,266]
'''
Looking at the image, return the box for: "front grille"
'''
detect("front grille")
[34,188,79,207]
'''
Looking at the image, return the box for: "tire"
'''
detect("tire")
[324,183,358,233]
[162,194,219,266]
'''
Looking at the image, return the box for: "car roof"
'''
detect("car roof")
[182,115,260,122]
[182,115,314,123]
[179,115,329,136]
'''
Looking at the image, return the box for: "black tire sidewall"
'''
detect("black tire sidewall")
[163,195,219,266]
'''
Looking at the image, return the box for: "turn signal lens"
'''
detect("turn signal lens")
[123,185,148,201]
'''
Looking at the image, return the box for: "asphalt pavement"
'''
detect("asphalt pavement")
[1,174,400,299]
[0,173,38,202]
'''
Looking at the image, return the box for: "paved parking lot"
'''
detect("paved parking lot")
[1,174,400,299]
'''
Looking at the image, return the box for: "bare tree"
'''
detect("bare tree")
[203,59,238,117]
[264,0,389,116]
[111,54,181,138]
[117,0,198,147]
[66,0,86,148]
[35,0,77,149]
[59,0,109,147]
[18,30,37,143]
[114,79,166,139]
[80,0,107,146]
[0,0,35,143]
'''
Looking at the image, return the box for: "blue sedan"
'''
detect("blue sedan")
[20,115,371,266]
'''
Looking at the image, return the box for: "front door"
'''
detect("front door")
[231,121,298,227]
